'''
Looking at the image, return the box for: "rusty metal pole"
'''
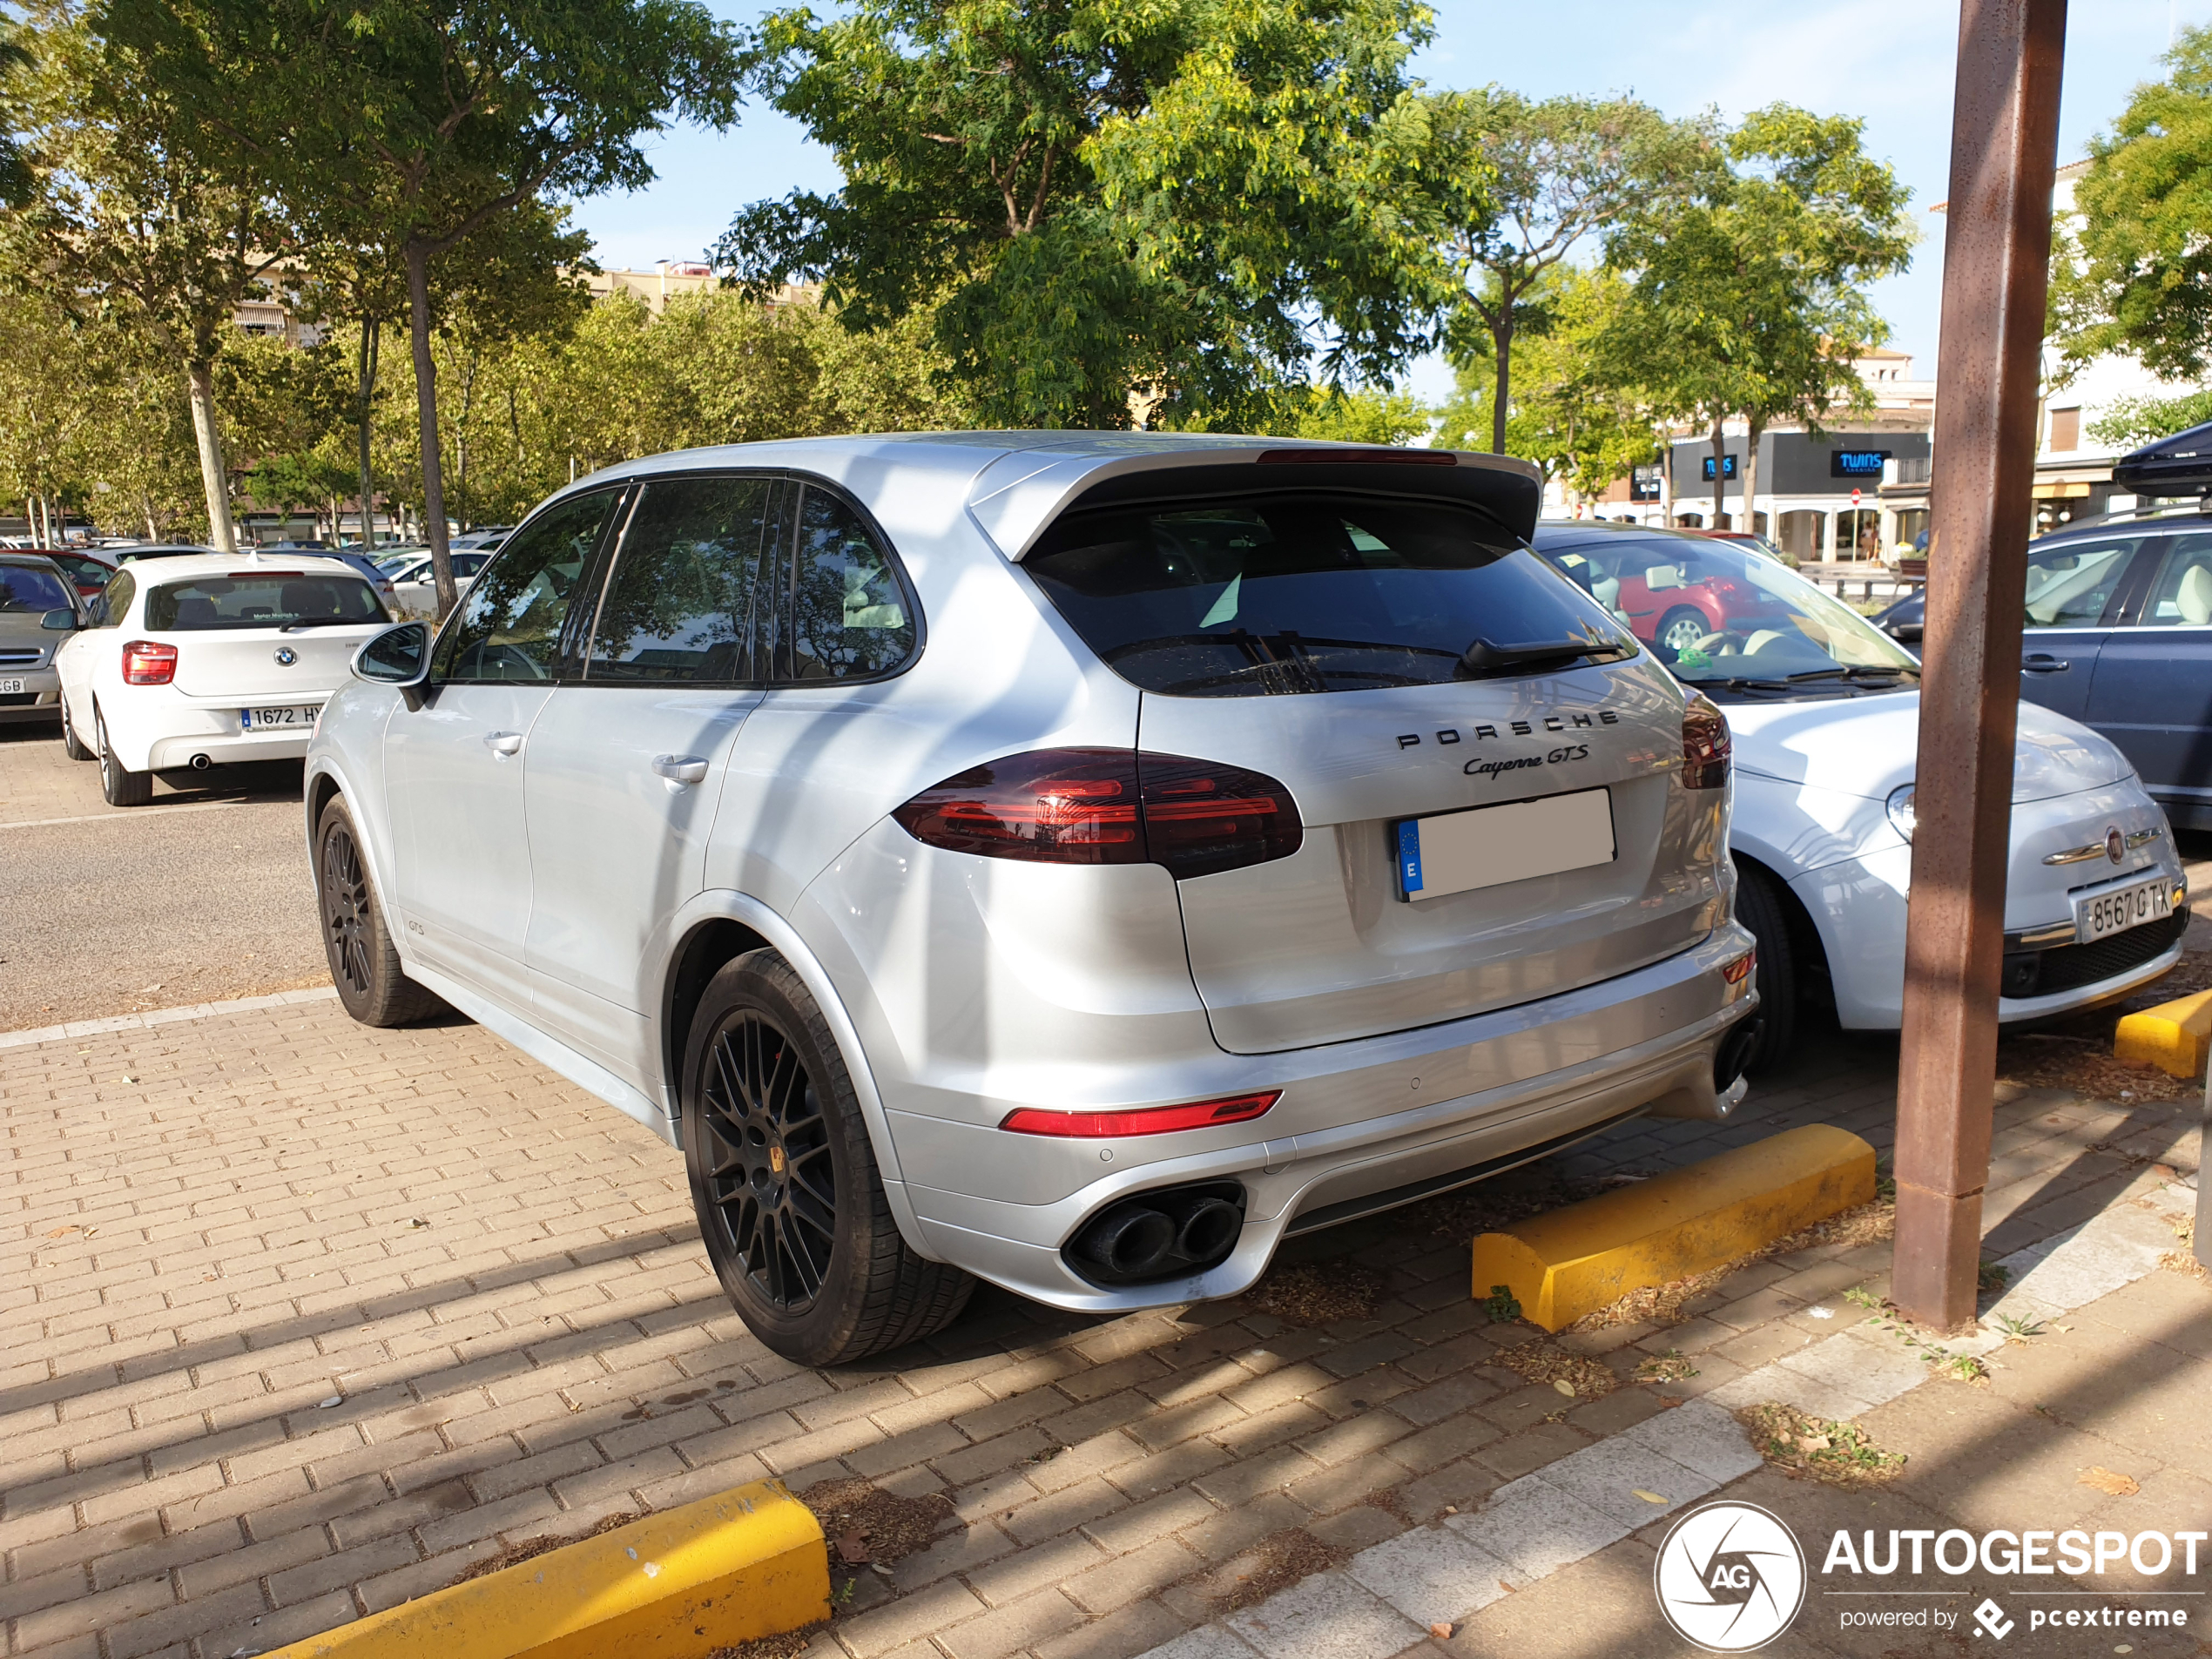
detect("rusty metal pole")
[1892,0,2067,1332]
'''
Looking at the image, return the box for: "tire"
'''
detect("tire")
[683,950,973,1366]
[96,706,152,806]
[1732,860,1797,1073]
[60,692,93,760]
[1656,606,1713,656]
[314,796,443,1027]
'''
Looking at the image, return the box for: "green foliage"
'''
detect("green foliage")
[245,449,354,516]
[723,0,1451,428]
[2087,388,2212,448]
[0,18,33,207]
[2054,25,2212,384]
[1482,1284,1521,1324]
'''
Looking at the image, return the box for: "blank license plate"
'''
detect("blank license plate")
[2073,875,2171,943]
[0,678,24,695]
[241,705,320,730]
[1396,787,1616,902]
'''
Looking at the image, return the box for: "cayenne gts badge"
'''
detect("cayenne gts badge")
[273,646,298,666]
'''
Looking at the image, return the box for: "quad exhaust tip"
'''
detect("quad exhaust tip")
[1714,1017,1763,1095]
[1067,1181,1247,1287]
[189,752,212,770]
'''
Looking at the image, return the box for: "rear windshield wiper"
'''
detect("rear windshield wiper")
[279,616,372,631]
[1458,636,1622,678]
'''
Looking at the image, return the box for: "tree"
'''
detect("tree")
[1608,105,1912,531]
[1433,266,1659,496]
[2087,389,2212,448]
[112,0,744,612]
[0,18,34,207]
[721,0,1452,429]
[7,0,290,551]
[1426,90,1703,455]
[2051,24,2212,386]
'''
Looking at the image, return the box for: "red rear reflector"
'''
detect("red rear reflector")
[1722,950,1756,985]
[122,639,178,685]
[1682,696,1731,789]
[893,749,1303,878]
[1000,1091,1281,1137]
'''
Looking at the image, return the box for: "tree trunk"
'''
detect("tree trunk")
[406,244,457,618]
[356,317,380,551]
[1742,418,1764,542]
[142,495,158,543]
[1709,416,1729,530]
[1490,304,1514,455]
[186,358,237,553]
[453,346,478,534]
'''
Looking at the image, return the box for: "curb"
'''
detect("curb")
[264,1478,828,1658]
[0,986,339,1052]
[1470,1124,1878,1330]
[2114,986,2212,1078]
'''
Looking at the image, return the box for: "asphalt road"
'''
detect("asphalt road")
[0,723,329,1030]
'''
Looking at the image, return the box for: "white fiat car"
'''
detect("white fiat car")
[54,552,392,806]
[1535,522,2187,1069]
[307,434,1758,1364]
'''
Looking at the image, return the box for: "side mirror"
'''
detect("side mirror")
[353,623,430,704]
[41,608,78,631]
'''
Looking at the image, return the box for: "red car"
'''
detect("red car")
[1568,536,1800,656]
[36,549,118,600]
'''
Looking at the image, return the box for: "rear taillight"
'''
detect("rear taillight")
[1682,697,1730,789]
[1001,1090,1280,1137]
[122,640,177,685]
[893,748,1304,879]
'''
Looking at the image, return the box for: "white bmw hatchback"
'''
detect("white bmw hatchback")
[54,553,393,806]
[307,434,1759,1364]
[1534,521,2188,1068]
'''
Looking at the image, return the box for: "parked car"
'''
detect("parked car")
[0,554,84,727]
[1683,529,1801,570]
[1549,525,1806,654]
[384,550,493,618]
[1864,505,2212,831]
[30,549,117,599]
[115,543,219,563]
[1537,521,2188,1070]
[307,434,1759,1364]
[54,553,393,805]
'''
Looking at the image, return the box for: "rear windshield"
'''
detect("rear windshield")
[145,573,387,631]
[1023,493,1633,697]
[0,563,73,613]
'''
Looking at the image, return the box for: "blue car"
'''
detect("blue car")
[1870,431,2212,831]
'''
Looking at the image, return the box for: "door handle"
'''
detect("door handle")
[653,754,709,786]
[2020,653,2070,673]
[483,731,524,756]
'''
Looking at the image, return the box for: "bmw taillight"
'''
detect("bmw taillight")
[122,640,177,685]
[893,748,1303,879]
[1682,696,1730,789]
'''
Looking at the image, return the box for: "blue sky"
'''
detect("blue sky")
[569,0,2212,403]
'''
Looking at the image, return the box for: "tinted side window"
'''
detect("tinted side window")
[779,487,917,683]
[95,570,134,628]
[2022,536,2139,627]
[584,475,779,683]
[2133,532,2212,626]
[435,490,620,683]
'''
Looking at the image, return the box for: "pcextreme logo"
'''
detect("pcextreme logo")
[1654,1501,1809,1651]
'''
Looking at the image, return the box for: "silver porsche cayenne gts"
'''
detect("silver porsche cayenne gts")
[307,432,1760,1365]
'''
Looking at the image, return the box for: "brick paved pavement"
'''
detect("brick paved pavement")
[3,998,2204,1659]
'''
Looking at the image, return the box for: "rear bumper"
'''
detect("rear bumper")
[99,685,337,772]
[147,725,320,768]
[896,923,1758,1313]
[0,669,60,722]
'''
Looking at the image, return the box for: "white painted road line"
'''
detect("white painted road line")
[0,798,263,831]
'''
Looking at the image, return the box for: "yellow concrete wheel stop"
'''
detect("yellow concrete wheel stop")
[2114,986,2212,1079]
[1470,1123,1878,1332]
[266,1477,828,1659]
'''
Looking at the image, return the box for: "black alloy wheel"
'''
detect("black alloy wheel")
[320,816,376,1004]
[681,950,973,1366]
[697,1010,838,1314]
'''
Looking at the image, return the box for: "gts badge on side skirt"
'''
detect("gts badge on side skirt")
[1395,709,1620,750]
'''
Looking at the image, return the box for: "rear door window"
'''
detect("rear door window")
[435,489,622,683]
[1025,494,1629,696]
[2130,532,2212,626]
[2022,536,2140,627]
[145,572,383,630]
[774,486,918,683]
[583,475,779,683]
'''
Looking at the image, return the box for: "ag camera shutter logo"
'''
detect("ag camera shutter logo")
[1654,1501,1808,1651]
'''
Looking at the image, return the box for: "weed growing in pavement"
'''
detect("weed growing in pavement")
[1993,1312,2046,1343]
[1847,1296,1993,1385]
[1482,1283,1523,1323]
[1737,1402,1906,1489]
[1841,1285,1883,1310]
[1632,1351,1699,1383]
[1976,1259,2011,1292]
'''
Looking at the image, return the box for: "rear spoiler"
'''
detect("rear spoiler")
[966,442,1544,560]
